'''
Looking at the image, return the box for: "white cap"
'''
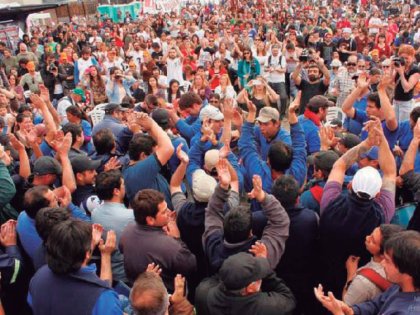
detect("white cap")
[330,59,342,67]
[343,28,352,34]
[192,169,217,202]
[352,166,382,199]
[204,149,219,171]
[199,105,224,121]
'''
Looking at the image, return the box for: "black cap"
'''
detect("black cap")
[33,156,62,176]
[104,103,128,114]
[328,118,343,128]
[314,150,339,172]
[307,95,335,109]
[218,252,271,291]
[339,133,361,149]
[70,156,101,174]
[151,108,169,130]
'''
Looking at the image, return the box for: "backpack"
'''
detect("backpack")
[357,268,392,292]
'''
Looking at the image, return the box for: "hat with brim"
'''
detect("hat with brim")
[219,252,271,291]
[34,156,63,176]
[70,156,101,174]
[307,95,335,109]
[352,166,382,199]
[256,107,280,123]
[73,88,86,102]
[199,105,224,121]
[151,108,170,130]
[104,103,128,114]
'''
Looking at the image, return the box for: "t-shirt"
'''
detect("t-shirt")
[166,57,184,85]
[296,79,329,115]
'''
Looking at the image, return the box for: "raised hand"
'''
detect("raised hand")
[232,107,244,128]
[246,99,257,113]
[136,112,154,131]
[356,74,370,90]
[39,84,51,103]
[216,158,231,189]
[222,97,234,120]
[345,255,360,279]
[0,219,17,247]
[104,156,121,171]
[314,284,352,315]
[249,241,268,258]
[288,92,301,124]
[98,230,117,256]
[146,262,162,277]
[247,175,265,202]
[414,120,420,141]
[176,143,189,164]
[29,93,46,109]
[377,74,393,91]
[170,274,186,304]
[91,223,104,249]
[163,219,181,239]
[0,144,11,166]
[53,186,72,208]
[9,134,25,151]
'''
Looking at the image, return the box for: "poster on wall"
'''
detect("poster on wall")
[0,22,20,52]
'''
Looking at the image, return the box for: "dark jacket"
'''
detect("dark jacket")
[29,265,110,315]
[40,63,68,98]
[203,185,290,273]
[119,223,196,291]
[195,271,296,315]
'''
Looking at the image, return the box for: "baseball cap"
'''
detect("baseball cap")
[370,49,379,57]
[104,103,128,114]
[199,105,224,121]
[352,166,382,199]
[151,108,169,130]
[343,28,352,34]
[70,156,101,174]
[256,107,279,123]
[307,95,335,109]
[339,133,361,149]
[33,156,62,176]
[204,149,219,172]
[72,88,86,102]
[192,169,217,202]
[314,150,339,172]
[381,59,392,66]
[361,146,379,160]
[327,118,343,128]
[219,252,271,291]
[330,59,342,67]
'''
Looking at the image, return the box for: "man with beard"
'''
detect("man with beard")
[318,32,336,67]
[292,58,330,115]
[74,47,100,85]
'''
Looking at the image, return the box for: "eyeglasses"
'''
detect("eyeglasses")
[347,63,356,66]
[358,65,366,68]
[382,66,390,68]
[332,67,339,69]
[209,100,219,104]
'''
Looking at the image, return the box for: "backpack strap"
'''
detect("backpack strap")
[357,268,392,292]
[310,185,324,204]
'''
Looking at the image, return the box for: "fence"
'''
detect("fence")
[55,0,99,22]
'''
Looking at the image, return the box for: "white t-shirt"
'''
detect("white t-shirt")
[368,17,382,35]
[77,58,94,81]
[89,36,103,47]
[166,57,184,85]
[265,54,287,83]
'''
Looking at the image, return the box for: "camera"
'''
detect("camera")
[351,74,359,81]
[48,63,57,72]
[392,57,405,68]
[299,49,310,62]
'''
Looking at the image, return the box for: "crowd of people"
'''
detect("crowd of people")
[0,0,420,314]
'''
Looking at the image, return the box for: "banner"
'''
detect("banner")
[0,22,20,52]
[97,1,142,23]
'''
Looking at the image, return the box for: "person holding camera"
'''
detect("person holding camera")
[291,53,330,115]
[40,53,68,103]
[392,44,420,123]
[105,68,136,104]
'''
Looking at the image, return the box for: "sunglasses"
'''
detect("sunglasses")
[347,62,356,66]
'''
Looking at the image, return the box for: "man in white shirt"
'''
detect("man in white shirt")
[265,44,288,118]
[163,46,184,86]
[127,42,143,73]
[88,30,103,49]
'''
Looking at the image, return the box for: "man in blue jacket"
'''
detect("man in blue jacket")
[238,96,307,193]
[298,95,334,155]
[167,92,203,143]
[254,107,291,161]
